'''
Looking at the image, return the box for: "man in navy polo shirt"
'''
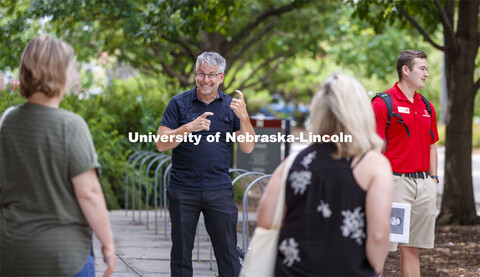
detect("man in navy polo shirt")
[156,51,255,276]
[372,50,439,276]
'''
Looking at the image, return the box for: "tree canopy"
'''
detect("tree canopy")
[2,0,342,92]
[1,1,429,95]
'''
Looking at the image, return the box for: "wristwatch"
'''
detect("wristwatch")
[431,175,439,182]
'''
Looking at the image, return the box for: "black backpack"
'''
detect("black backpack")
[372,92,434,151]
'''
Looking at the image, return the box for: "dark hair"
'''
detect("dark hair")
[396,50,427,81]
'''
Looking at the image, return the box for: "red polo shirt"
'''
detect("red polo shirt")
[372,83,439,173]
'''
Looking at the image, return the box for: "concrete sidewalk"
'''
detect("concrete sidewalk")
[93,210,245,277]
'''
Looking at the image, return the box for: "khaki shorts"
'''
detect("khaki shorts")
[389,175,437,251]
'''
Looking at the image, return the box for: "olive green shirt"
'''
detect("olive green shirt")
[1,102,100,276]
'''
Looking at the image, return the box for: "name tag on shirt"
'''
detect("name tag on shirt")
[398,107,410,114]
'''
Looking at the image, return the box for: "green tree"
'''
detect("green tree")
[0,0,343,94]
[351,0,480,225]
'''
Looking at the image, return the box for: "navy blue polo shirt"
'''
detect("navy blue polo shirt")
[160,87,241,191]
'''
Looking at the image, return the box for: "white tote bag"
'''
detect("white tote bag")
[240,151,298,277]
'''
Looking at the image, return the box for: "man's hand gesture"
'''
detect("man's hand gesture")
[230,90,249,121]
[189,112,213,132]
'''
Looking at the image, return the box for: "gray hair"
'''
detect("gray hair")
[195,52,226,73]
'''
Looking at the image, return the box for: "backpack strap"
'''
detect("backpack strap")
[420,95,435,141]
[372,92,410,152]
[372,92,393,134]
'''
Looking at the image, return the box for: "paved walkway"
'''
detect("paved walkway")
[95,207,480,277]
[93,210,247,277]
[93,144,480,276]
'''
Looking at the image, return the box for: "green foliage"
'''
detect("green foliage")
[328,5,438,80]
[0,0,40,71]
[475,92,480,118]
[233,181,246,204]
[97,74,175,152]
[349,0,440,36]
[222,1,342,93]
[0,0,343,96]
[0,90,25,111]
[437,124,445,146]
[6,0,447,116]
[473,124,480,149]
[60,93,126,209]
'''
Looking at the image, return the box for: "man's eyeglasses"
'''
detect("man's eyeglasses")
[195,72,223,80]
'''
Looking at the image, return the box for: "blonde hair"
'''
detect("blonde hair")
[19,35,76,98]
[308,73,383,159]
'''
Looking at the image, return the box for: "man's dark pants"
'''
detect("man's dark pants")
[168,187,241,277]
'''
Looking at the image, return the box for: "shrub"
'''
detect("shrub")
[0,90,25,110]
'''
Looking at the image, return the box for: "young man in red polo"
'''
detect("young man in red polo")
[372,50,439,276]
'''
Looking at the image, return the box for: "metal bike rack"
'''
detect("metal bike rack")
[228,168,250,175]
[125,150,147,216]
[229,168,251,190]
[153,156,171,234]
[162,163,173,240]
[210,240,213,270]
[242,174,272,251]
[137,153,162,223]
[232,171,266,191]
[144,154,168,229]
[130,151,155,221]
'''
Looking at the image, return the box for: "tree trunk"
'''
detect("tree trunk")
[439,79,478,225]
[200,32,226,58]
[437,0,480,225]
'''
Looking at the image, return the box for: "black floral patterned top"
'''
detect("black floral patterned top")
[275,143,376,276]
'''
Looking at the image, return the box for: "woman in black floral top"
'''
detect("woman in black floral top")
[257,74,393,276]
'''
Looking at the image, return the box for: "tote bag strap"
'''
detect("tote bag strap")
[270,151,300,229]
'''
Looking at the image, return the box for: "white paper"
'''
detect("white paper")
[389,202,411,243]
